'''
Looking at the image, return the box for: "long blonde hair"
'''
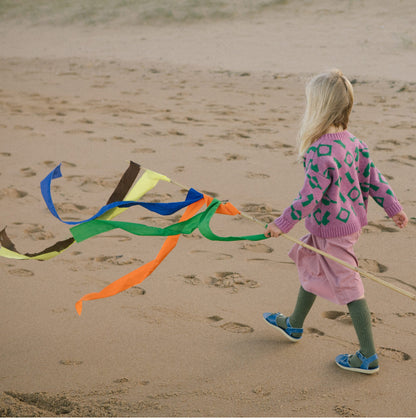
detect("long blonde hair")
[297,69,354,159]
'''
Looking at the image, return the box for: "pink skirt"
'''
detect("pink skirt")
[288,231,364,305]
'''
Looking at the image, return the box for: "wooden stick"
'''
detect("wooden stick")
[140,165,416,301]
[239,212,415,301]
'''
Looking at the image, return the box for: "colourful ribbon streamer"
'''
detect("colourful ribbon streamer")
[75,195,245,315]
[1,160,268,314]
[0,164,172,260]
[0,162,142,260]
[41,164,187,224]
[70,198,266,243]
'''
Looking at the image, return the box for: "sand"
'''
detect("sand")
[0,0,415,416]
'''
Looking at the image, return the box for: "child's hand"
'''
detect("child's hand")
[392,210,408,229]
[264,222,283,238]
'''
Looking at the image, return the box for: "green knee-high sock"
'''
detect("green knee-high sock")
[347,298,379,368]
[277,287,316,337]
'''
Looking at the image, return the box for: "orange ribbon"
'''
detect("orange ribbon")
[75,195,240,315]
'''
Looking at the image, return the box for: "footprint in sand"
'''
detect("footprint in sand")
[8,268,34,277]
[199,156,222,162]
[0,187,28,199]
[20,167,36,177]
[93,255,142,266]
[24,224,55,241]
[334,405,361,417]
[111,136,135,143]
[143,128,165,137]
[207,316,254,333]
[246,172,270,179]
[43,160,57,167]
[387,156,414,167]
[93,234,132,242]
[246,258,289,265]
[241,203,274,214]
[364,221,398,233]
[140,216,177,228]
[183,274,202,285]
[250,141,295,154]
[252,386,271,397]
[124,286,146,296]
[168,129,187,137]
[113,377,130,384]
[306,327,325,336]
[183,271,259,291]
[59,360,83,366]
[79,177,118,192]
[240,242,273,253]
[224,153,247,161]
[64,129,94,135]
[207,271,259,292]
[54,202,87,214]
[132,147,156,154]
[88,137,107,142]
[14,125,34,131]
[221,322,254,333]
[240,202,280,223]
[77,118,94,124]
[51,308,69,314]
[379,139,403,147]
[91,83,109,89]
[322,310,382,325]
[378,346,411,361]
[144,192,173,203]
[358,258,388,273]
[61,161,77,168]
[394,312,415,318]
[322,310,351,323]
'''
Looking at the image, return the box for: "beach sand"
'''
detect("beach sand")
[0,0,415,416]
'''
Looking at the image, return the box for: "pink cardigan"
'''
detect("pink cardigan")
[274,131,403,238]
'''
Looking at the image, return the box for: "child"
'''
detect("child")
[263,69,408,374]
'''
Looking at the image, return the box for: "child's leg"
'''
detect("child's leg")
[277,286,316,337]
[347,298,379,368]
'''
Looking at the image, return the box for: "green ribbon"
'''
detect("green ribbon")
[198,199,266,241]
[70,199,267,243]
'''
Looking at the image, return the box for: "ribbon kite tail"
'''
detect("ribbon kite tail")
[75,198,206,315]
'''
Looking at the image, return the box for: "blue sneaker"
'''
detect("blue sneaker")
[263,312,303,342]
[335,350,379,375]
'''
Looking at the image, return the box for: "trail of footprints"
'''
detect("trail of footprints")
[2,154,413,355]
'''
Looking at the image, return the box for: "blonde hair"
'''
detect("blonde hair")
[297,69,354,159]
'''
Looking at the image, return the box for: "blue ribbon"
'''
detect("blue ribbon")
[40,164,204,225]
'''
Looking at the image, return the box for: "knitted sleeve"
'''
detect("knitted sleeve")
[273,158,331,233]
[361,148,403,217]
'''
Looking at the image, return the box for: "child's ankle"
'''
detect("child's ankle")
[286,316,303,338]
[349,351,379,368]
[276,314,287,329]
